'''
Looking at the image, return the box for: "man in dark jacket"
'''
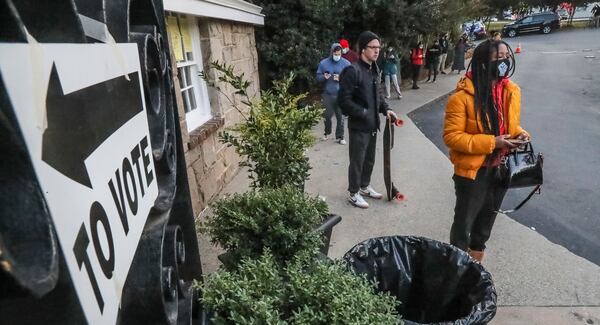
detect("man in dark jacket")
[438,33,449,74]
[338,31,397,209]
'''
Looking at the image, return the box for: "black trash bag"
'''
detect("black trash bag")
[343,236,496,325]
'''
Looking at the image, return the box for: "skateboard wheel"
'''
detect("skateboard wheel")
[394,119,404,127]
[395,193,405,201]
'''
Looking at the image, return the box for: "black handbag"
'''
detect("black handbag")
[498,142,544,213]
[504,142,543,188]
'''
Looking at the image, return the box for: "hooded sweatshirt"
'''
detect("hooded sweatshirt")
[316,43,351,96]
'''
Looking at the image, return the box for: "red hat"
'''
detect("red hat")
[339,39,349,49]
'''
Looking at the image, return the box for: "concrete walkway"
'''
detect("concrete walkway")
[198,71,600,324]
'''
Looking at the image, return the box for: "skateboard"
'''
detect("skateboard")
[383,116,405,201]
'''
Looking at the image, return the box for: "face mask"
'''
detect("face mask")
[332,55,341,62]
[342,48,349,54]
[419,45,423,49]
[491,58,511,79]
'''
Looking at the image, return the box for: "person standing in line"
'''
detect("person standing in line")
[383,48,403,99]
[425,40,441,83]
[340,38,359,63]
[451,35,467,74]
[338,31,397,209]
[491,31,502,41]
[316,43,351,144]
[439,33,450,74]
[444,40,529,263]
[592,4,600,28]
[410,42,424,89]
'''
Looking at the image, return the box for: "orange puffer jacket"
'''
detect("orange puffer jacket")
[443,77,529,180]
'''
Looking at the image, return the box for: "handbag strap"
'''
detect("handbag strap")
[497,184,541,214]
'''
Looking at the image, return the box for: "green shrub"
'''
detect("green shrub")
[202,187,328,268]
[202,62,323,190]
[198,250,402,325]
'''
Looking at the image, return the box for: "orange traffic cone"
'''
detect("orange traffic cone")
[515,43,522,54]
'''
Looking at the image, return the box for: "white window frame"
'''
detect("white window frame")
[172,15,212,131]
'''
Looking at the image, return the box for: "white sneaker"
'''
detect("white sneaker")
[337,138,346,145]
[360,186,383,199]
[322,135,329,141]
[348,192,369,208]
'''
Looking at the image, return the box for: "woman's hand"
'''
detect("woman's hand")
[495,134,518,149]
[516,132,530,141]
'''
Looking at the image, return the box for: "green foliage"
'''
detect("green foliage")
[197,250,402,325]
[202,187,328,268]
[203,61,323,190]
[250,0,348,91]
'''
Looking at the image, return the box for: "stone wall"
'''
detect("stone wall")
[176,18,260,216]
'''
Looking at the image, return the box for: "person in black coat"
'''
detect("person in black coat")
[438,33,449,74]
[338,31,397,209]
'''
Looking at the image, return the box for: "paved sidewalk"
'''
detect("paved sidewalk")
[199,71,600,323]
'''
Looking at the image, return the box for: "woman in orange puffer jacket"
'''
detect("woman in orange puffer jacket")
[443,40,530,263]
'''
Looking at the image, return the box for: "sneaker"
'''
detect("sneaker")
[385,95,391,99]
[348,192,369,208]
[322,134,329,141]
[360,186,383,199]
[441,71,447,75]
[397,94,403,99]
[336,138,346,145]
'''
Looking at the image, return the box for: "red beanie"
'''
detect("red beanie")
[339,39,349,49]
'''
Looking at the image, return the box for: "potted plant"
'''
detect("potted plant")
[202,187,333,269]
[197,250,402,324]
[202,62,323,191]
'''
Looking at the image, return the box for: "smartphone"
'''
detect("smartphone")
[508,138,529,145]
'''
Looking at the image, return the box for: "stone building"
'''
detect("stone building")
[164,0,263,216]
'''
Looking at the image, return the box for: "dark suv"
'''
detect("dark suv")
[502,12,561,37]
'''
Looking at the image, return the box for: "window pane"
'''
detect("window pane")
[184,66,192,86]
[186,51,194,61]
[187,88,197,111]
[178,67,186,88]
[183,89,191,113]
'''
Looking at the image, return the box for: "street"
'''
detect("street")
[409,28,600,266]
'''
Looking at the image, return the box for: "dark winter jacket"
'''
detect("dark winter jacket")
[338,59,392,132]
[426,45,441,66]
[439,37,449,54]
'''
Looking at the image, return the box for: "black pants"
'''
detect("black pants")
[450,167,508,251]
[426,62,438,81]
[348,129,377,193]
[411,63,422,87]
[322,94,344,139]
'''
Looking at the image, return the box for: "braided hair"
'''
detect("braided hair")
[467,40,516,135]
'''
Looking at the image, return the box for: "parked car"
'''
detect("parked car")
[462,20,487,40]
[557,8,569,20]
[502,12,561,37]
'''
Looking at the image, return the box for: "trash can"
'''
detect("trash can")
[344,236,496,325]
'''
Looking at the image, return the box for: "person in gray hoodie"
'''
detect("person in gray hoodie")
[316,43,351,144]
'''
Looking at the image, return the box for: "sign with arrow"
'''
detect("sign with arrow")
[0,43,159,324]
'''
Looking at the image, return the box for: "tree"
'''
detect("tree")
[250,0,348,93]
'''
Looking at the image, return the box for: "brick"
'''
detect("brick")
[222,23,233,46]
[208,21,222,37]
[186,167,202,216]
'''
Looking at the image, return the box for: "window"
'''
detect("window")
[521,17,533,24]
[166,14,211,131]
